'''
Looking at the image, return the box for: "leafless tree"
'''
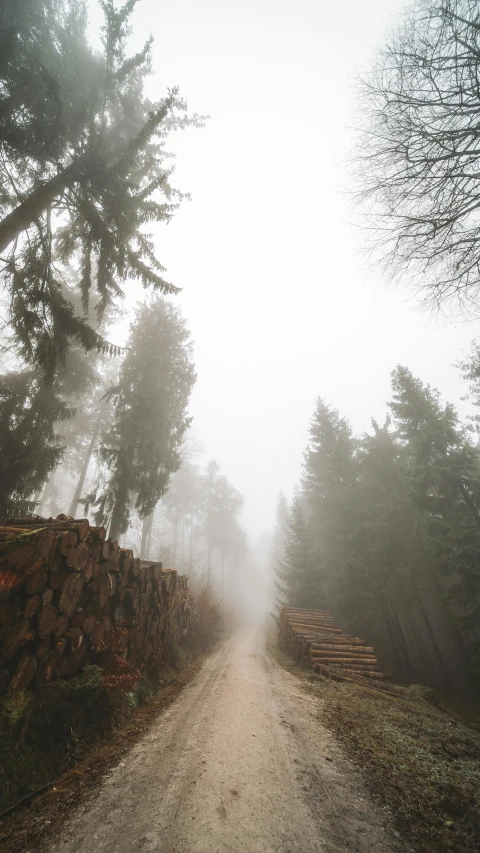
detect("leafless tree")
[355,0,480,310]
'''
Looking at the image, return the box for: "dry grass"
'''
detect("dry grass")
[268,631,480,853]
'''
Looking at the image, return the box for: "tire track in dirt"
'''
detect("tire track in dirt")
[47,627,399,853]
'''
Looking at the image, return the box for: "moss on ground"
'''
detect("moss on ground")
[268,632,480,853]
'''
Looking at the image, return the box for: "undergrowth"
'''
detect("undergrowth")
[268,630,480,853]
[0,640,202,814]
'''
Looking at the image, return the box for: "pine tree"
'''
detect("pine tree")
[201,461,244,584]
[0,0,203,378]
[302,398,358,599]
[0,368,70,518]
[275,492,321,608]
[88,296,196,540]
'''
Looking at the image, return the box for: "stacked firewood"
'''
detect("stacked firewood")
[279,606,395,694]
[0,515,198,694]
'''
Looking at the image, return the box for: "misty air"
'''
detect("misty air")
[1,1,480,851]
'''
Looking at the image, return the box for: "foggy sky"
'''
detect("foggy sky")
[90,0,480,543]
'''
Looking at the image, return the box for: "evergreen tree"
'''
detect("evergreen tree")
[0,0,203,378]
[0,368,70,518]
[201,461,244,584]
[275,493,321,608]
[88,296,196,540]
[271,490,289,610]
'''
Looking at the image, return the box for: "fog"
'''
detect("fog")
[89,0,477,549]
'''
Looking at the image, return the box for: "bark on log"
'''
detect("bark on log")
[37,605,57,639]
[59,573,84,618]
[8,653,37,693]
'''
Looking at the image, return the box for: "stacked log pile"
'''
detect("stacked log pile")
[279,606,396,694]
[0,515,198,694]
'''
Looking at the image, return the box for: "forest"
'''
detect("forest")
[2,1,480,851]
[0,0,247,602]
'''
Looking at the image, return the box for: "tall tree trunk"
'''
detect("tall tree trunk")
[140,512,154,560]
[145,510,154,557]
[0,97,176,255]
[413,584,451,685]
[207,537,212,586]
[68,412,102,518]
[385,594,417,681]
[221,550,225,604]
[37,471,56,516]
[189,515,195,572]
[180,514,185,571]
[108,447,133,542]
[0,166,76,254]
[457,479,480,529]
[172,512,178,567]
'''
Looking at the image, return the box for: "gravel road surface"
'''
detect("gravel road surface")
[49,626,398,853]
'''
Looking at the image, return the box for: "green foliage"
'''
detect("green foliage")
[87,296,196,539]
[0,0,204,379]
[0,367,70,517]
[275,493,322,609]
[277,366,480,691]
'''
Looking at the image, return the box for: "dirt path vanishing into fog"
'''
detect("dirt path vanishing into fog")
[48,627,398,853]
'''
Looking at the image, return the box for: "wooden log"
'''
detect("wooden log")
[58,531,78,559]
[82,560,94,582]
[309,644,374,654]
[309,654,378,665]
[55,638,67,656]
[65,627,84,653]
[71,608,85,630]
[59,572,84,618]
[0,618,31,662]
[36,637,51,660]
[42,588,53,606]
[91,622,104,647]
[37,605,57,639]
[83,613,96,636]
[50,567,68,589]
[53,614,69,641]
[0,601,19,624]
[0,668,10,694]
[8,652,37,692]
[24,565,48,595]
[93,576,110,610]
[36,651,57,685]
[65,642,88,676]
[24,594,41,619]
[67,541,88,571]
[48,548,62,572]
[6,517,91,540]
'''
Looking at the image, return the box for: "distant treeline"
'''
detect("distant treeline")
[274,358,480,696]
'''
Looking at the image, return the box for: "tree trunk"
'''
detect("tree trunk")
[37,471,56,516]
[68,412,102,518]
[207,537,212,586]
[140,512,154,560]
[0,166,76,254]
[108,445,134,543]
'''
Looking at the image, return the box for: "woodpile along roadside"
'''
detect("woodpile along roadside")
[0,515,198,694]
[279,606,398,695]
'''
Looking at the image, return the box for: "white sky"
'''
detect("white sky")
[92,0,480,543]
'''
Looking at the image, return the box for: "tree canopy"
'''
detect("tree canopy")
[0,0,203,379]
[87,296,196,540]
[355,0,480,309]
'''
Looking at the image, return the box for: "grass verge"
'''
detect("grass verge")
[268,631,480,853]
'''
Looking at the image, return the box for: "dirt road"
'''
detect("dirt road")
[49,627,398,853]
